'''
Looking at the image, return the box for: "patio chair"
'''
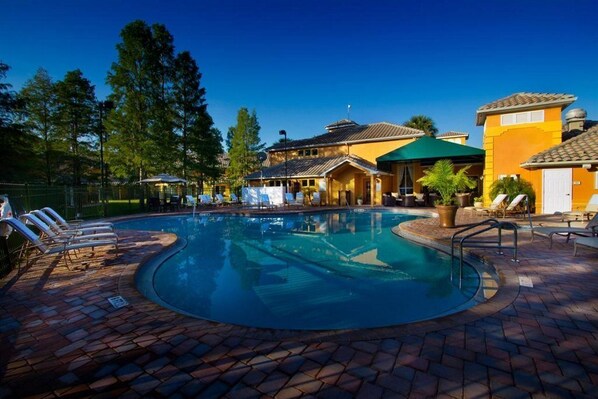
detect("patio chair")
[147,197,161,212]
[41,207,113,230]
[295,192,305,206]
[0,217,118,269]
[20,213,118,244]
[169,196,181,211]
[532,213,598,249]
[311,192,321,206]
[31,210,114,237]
[563,194,598,221]
[475,194,508,217]
[573,236,598,256]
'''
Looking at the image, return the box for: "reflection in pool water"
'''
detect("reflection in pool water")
[119,210,482,330]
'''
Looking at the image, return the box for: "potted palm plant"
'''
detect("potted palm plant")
[417,159,476,227]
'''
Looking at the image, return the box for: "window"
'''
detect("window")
[297,150,304,156]
[302,180,308,187]
[398,165,413,195]
[312,149,318,156]
[309,179,315,186]
[304,149,311,156]
[501,110,544,126]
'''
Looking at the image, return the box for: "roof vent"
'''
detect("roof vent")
[565,108,586,132]
[325,119,358,133]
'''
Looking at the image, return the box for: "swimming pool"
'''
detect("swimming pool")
[118,210,483,330]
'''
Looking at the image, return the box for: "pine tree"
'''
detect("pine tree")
[228,108,264,192]
[1,62,38,182]
[106,20,161,181]
[54,69,97,185]
[19,68,58,184]
[172,50,220,187]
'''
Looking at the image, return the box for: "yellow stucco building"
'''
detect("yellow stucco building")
[247,120,485,206]
[477,92,598,214]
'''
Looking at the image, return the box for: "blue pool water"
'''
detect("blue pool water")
[118,210,481,330]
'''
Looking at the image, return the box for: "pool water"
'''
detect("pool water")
[118,210,481,330]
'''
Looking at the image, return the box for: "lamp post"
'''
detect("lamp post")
[279,130,288,192]
[98,100,113,216]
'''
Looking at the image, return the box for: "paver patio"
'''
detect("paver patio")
[1,208,597,398]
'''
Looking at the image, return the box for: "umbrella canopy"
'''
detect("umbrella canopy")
[139,173,187,184]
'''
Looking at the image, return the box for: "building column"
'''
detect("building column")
[370,174,375,207]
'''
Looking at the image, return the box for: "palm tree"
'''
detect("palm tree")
[405,115,438,137]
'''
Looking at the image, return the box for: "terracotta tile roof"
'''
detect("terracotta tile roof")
[437,131,468,139]
[476,92,577,125]
[269,122,424,151]
[521,125,598,168]
[245,155,385,180]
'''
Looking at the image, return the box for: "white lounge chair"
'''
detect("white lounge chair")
[563,194,598,221]
[199,195,214,206]
[475,194,508,217]
[215,194,228,206]
[260,194,275,209]
[498,194,527,218]
[32,209,113,236]
[295,192,304,206]
[1,217,118,269]
[230,193,241,205]
[532,213,598,249]
[20,213,118,244]
[41,207,113,230]
[185,195,197,207]
[284,193,294,206]
[311,192,321,206]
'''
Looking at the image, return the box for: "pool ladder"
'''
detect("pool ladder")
[450,218,519,288]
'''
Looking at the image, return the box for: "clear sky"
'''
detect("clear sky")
[2,0,597,148]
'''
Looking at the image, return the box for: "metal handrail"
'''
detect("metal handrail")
[450,218,519,288]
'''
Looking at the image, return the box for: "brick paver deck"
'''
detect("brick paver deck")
[1,208,597,398]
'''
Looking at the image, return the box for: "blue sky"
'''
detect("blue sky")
[2,0,597,148]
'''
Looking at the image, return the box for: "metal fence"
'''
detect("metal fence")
[0,183,145,277]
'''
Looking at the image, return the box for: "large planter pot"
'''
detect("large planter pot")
[436,204,459,228]
[456,193,470,208]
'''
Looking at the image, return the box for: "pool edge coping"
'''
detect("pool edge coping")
[115,210,520,343]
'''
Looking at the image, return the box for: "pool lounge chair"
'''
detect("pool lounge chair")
[311,192,321,206]
[532,213,598,249]
[230,193,241,205]
[260,194,275,209]
[199,195,215,206]
[42,207,113,230]
[295,192,305,206]
[499,194,527,218]
[215,194,229,206]
[475,194,508,217]
[573,236,598,256]
[185,195,197,208]
[284,193,294,206]
[563,194,598,221]
[1,217,118,269]
[20,213,118,244]
[31,210,114,237]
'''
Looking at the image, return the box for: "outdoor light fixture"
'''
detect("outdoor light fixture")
[279,130,288,192]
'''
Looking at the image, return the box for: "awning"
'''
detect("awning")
[376,136,485,164]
